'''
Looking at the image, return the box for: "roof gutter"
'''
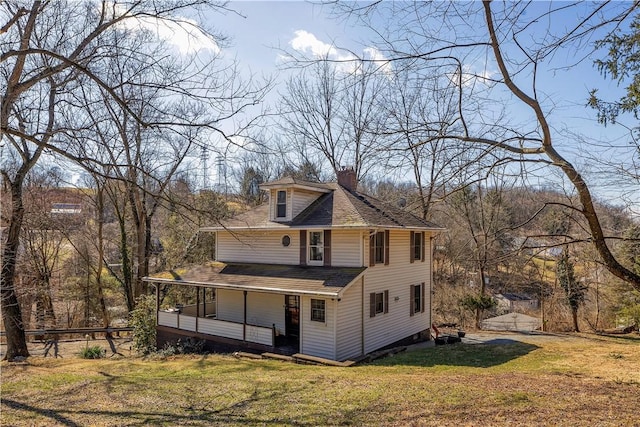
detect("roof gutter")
[143,276,342,298]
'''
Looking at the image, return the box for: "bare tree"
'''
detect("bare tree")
[1,0,267,361]
[332,1,640,290]
[279,57,386,181]
[380,64,466,219]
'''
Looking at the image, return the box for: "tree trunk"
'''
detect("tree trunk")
[475,266,488,329]
[118,216,134,312]
[572,308,580,332]
[483,1,640,291]
[95,188,109,329]
[1,182,30,360]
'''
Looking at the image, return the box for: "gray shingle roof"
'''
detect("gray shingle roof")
[145,262,366,297]
[204,181,443,231]
[291,183,442,229]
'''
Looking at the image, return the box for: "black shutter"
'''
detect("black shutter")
[421,282,426,313]
[410,285,415,316]
[421,232,426,262]
[369,292,376,317]
[384,290,389,313]
[324,230,331,267]
[369,231,375,267]
[410,231,415,263]
[299,230,306,266]
[384,230,390,266]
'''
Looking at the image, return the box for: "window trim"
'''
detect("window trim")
[276,190,287,219]
[370,230,389,266]
[310,298,326,323]
[307,230,324,265]
[410,231,426,263]
[410,283,426,316]
[369,290,389,317]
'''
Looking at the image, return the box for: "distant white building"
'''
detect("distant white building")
[495,293,539,314]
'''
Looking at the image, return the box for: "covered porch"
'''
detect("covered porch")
[145,262,365,355]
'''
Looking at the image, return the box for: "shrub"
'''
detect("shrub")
[79,346,106,359]
[130,294,157,355]
[157,337,206,357]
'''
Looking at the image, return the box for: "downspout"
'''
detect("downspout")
[361,232,366,356]
[429,236,434,339]
[361,276,365,356]
[243,290,247,341]
[333,298,338,360]
[299,295,303,354]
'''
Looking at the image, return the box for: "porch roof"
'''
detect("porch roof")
[144,262,366,297]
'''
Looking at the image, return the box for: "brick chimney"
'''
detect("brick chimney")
[337,166,357,191]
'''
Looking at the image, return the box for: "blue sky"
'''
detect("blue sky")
[173,1,638,209]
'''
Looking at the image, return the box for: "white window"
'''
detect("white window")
[369,290,389,317]
[276,190,287,218]
[311,299,325,322]
[308,231,324,264]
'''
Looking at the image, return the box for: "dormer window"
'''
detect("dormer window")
[276,190,287,218]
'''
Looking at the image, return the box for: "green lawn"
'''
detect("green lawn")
[2,333,639,426]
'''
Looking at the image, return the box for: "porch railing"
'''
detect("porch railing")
[157,311,274,346]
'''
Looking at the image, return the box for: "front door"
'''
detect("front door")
[285,295,300,338]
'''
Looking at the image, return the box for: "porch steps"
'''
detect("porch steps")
[292,353,356,367]
[233,350,356,367]
[352,346,407,363]
[233,351,263,360]
[262,352,295,362]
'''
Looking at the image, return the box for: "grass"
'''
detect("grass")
[2,333,639,426]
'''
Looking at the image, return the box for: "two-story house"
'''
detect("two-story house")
[145,169,443,361]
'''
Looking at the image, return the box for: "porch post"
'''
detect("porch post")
[196,286,200,333]
[155,283,160,327]
[243,290,247,341]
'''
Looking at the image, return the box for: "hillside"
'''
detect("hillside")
[2,333,639,426]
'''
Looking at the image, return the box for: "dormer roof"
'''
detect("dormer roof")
[259,177,331,193]
[202,179,443,231]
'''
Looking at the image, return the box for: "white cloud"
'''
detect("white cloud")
[363,46,392,75]
[145,17,220,56]
[290,30,337,58]
[289,30,391,75]
[112,2,219,56]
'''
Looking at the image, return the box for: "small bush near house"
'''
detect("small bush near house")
[79,346,106,359]
[130,294,157,355]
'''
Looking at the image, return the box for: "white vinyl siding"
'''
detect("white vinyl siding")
[331,230,362,267]
[245,324,274,346]
[336,278,363,361]
[158,311,178,328]
[216,289,244,323]
[180,316,197,332]
[217,230,300,264]
[291,189,322,218]
[363,230,432,354]
[300,295,335,359]
[247,292,285,333]
[216,229,363,267]
[198,318,243,339]
[215,289,285,334]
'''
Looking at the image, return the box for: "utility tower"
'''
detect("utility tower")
[201,145,209,190]
[215,156,226,194]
